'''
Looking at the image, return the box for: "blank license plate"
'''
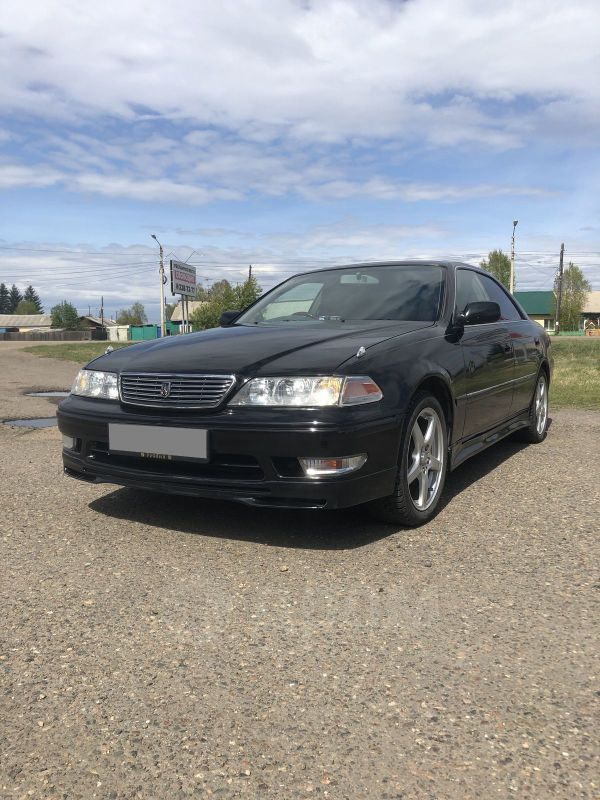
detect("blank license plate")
[108,424,208,462]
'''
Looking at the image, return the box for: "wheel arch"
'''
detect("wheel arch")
[412,373,455,440]
[539,358,551,385]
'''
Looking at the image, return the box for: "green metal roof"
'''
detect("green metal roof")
[513,290,555,315]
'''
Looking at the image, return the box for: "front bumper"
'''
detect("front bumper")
[57,396,402,510]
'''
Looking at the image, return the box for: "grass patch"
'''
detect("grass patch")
[23,341,133,365]
[550,338,600,411]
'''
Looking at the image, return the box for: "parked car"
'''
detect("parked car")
[58,261,552,526]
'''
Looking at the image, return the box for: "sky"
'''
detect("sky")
[1,0,599,321]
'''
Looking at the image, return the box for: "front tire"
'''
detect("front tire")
[369,392,448,526]
[513,371,549,443]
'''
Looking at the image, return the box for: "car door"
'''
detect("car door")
[456,269,515,439]
[475,273,539,415]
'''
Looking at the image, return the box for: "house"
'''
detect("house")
[513,291,556,331]
[78,315,117,331]
[582,290,600,330]
[0,313,53,332]
[169,300,207,323]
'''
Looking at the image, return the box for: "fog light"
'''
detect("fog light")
[299,453,367,477]
[62,435,75,449]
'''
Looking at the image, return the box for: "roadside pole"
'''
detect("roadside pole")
[554,242,565,336]
[151,234,167,338]
[159,242,166,338]
[510,220,518,294]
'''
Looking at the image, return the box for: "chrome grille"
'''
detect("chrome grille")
[120,372,236,409]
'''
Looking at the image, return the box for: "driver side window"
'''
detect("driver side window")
[455,269,488,314]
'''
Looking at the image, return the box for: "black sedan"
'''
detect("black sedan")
[58,261,552,525]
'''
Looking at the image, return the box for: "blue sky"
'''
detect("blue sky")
[1,0,599,321]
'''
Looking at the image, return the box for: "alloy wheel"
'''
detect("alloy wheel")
[535,375,548,435]
[407,407,445,511]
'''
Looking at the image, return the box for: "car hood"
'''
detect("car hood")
[90,320,432,375]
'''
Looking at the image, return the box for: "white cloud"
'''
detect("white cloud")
[0,163,62,189]
[0,0,598,144]
[0,152,554,205]
[2,0,594,206]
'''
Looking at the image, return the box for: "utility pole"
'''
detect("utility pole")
[100,296,104,329]
[510,219,518,294]
[554,242,565,336]
[248,264,252,280]
[151,234,166,337]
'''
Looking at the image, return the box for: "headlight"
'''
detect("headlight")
[229,376,382,407]
[71,369,119,400]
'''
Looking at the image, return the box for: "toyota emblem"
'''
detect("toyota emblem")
[160,381,171,398]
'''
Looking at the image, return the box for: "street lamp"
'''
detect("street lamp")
[510,220,518,294]
[151,234,166,338]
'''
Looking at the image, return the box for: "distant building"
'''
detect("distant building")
[513,291,556,331]
[582,290,600,330]
[78,315,117,331]
[514,289,600,332]
[0,313,52,332]
[107,325,131,342]
[170,300,207,323]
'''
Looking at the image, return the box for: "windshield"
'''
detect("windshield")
[237,264,445,325]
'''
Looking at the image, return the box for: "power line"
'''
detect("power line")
[0,266,157,280]
[0,258,159,271]
[0,251,176,279]
[0,246,158,256]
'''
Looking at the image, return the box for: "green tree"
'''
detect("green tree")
[234,276,262,309]
[0,283,10,314]
[8,284,23,312]
[556,262,591,332]
[190,286,236,330]
[23,285,43,312]
[51,300,80,330]
[209,279,235,302]
[190,277,262,330]
[116,302,148,326]
[480,250,511,291]
[15,300,39,315]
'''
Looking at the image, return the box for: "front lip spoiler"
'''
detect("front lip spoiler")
[63,466,328,509]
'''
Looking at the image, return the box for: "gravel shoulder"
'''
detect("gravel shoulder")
[1,343,599,799]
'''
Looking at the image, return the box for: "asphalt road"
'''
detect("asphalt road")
[1,342,598,799]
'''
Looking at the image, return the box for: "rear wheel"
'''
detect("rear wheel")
[513,371,549,443]
[369,392,448,526]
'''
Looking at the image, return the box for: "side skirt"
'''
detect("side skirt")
[449,411,530,471]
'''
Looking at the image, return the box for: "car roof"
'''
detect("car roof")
[299,260,482,275]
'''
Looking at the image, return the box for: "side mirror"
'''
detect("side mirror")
[220,310,241,327]
[460,301,501,326]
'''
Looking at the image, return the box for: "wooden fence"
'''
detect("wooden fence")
[0,329,107,342]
